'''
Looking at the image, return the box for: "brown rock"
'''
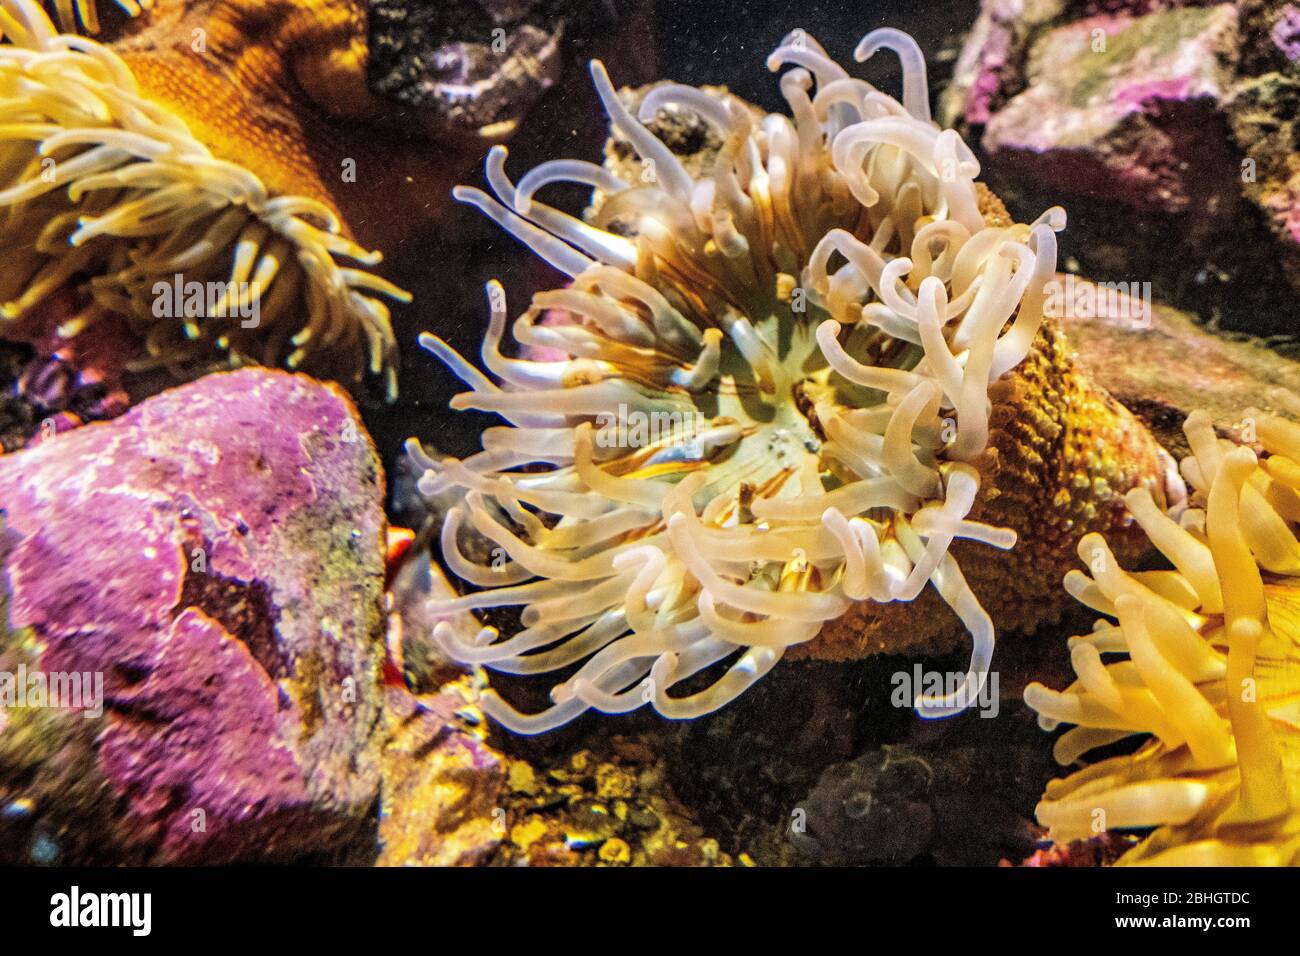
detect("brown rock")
[377,683,506,867]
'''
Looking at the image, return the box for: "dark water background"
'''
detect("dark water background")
[650,0,977,110]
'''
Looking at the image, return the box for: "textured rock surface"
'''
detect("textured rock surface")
[1059,275,1300,452]
[941,0,1066,129]
[982,4,1239,213]
[484,728,745,867]
[945,0,1300,335]
[374,660,755,867]
[377,682,505,867]
[0,288,141,452]
[790,735,1045,866]
[367,0,653,142]
[1227,49,1300,293]
[0,369,386,864]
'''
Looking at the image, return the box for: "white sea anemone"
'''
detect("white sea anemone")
[412,27,1065,733]
[1026,410,1300,865]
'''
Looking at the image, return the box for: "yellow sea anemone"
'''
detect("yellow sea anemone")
[412,27,1175,733]
[0,0,408,396]
[40,0,148,35]
[1026,410,1300,865]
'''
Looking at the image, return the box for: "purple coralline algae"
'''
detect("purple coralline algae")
[945,0,1300,335]
[1272,3,1300,59]
[979,5,1239,214]
[0,369,387,864]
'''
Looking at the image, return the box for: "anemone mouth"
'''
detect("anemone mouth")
[413,26,1065,734]
[0,0,409,398]
[1026,409,1300,865]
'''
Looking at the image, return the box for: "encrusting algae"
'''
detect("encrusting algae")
[0,0,409,397]
[1027,410,1300,865]
[411,25,1182,733]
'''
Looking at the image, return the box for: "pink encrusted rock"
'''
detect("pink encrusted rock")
[1272,2,1300,60]
[0,369,386,864]
[940,0,1066,129]
[945,0,1300,332]
[982,4,1240,213]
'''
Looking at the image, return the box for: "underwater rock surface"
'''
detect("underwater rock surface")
[377,682,506,867]
[982,4,1239,214]
[368,0,652,142]
[0,369,387,864]
[1058,275,1300,452]
[945,0,1300,334]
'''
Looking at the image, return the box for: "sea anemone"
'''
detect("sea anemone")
[413,26,1177,733]
[1026,410,1300,865]
[40,0,148,35]
[0,0,408,396]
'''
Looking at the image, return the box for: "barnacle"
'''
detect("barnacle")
[412,26,1177,733]
[1026,410,1300,865]
[0,0,408,396]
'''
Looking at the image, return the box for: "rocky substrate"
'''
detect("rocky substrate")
[943,0,1300,336]
[0,370,387,864]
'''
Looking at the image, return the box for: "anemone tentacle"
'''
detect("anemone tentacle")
[36,0,148,36]
[0,0,407,396]
[415,26,1173,733]
[1027,410,1300,866]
